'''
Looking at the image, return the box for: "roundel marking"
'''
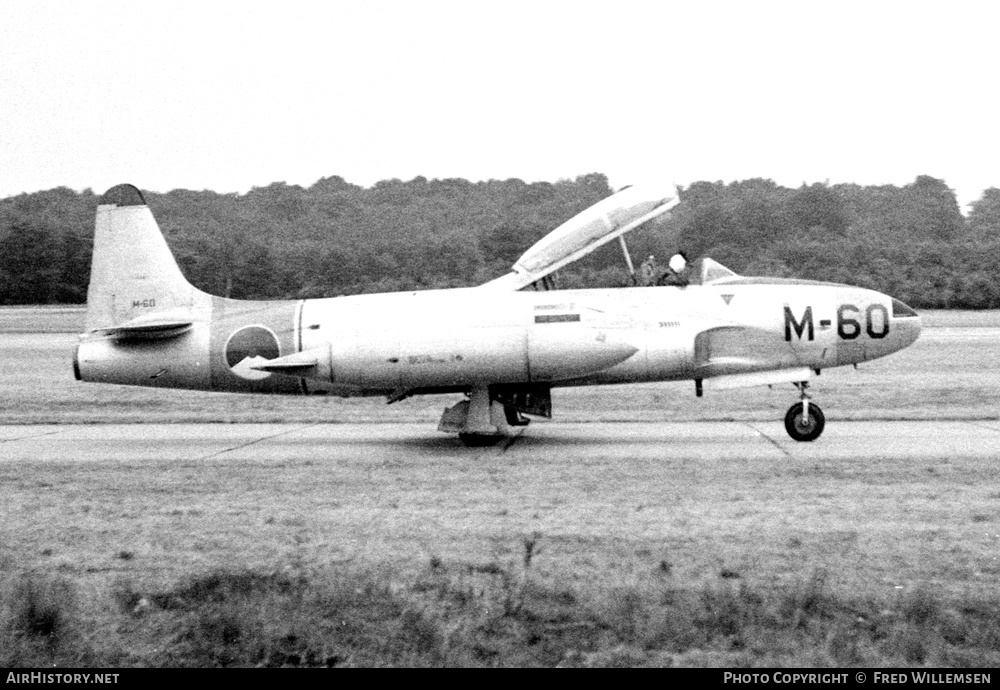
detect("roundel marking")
[224,325,280,380]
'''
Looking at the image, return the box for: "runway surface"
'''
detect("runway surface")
[2,420,998,463]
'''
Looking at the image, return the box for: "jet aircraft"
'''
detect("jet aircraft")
[74,183,922,445]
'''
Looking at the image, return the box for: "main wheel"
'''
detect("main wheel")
[459,433,502,447]
[503,404,530,427]
[784,402,825,442]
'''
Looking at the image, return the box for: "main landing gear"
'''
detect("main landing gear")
[439,385,528,447]
[784,381,825,442]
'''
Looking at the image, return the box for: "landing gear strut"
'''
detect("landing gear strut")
[439,385,524,446]
[784,381,825,442]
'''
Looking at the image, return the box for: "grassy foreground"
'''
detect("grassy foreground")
[4,546,1000,667]
[2,306,999,667]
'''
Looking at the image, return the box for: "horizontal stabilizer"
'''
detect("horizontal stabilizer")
[93,311,195,340]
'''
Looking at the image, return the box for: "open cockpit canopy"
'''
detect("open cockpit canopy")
[480,184,679,292]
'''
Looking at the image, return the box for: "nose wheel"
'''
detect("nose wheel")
[784,382,825,442]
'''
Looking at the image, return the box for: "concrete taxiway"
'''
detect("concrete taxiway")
[1,421,997,464]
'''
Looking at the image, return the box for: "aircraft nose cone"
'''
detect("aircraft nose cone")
[890,298,921,349]
[898,313,921,348]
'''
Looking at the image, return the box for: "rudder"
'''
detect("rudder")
[85,184,204,332]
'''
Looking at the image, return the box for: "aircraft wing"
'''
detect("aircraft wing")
[479,184,679,291]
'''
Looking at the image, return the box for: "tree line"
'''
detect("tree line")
[2,173,999,308]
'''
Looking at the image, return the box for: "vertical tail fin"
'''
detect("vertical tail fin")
[85,184,204,332]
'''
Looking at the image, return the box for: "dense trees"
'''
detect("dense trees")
[968,187,1000,241]
[2,173,999,308]
[0,187,96,304]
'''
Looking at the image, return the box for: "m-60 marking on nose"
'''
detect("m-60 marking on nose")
[784,306,814,341]
[785,304,891,342]
[837,304,889,340]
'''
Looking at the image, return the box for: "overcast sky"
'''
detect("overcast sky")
[1,0,997,209]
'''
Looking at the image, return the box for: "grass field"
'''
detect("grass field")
[2,306,1000,667]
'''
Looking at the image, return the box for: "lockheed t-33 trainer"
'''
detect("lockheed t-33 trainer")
[75,183,921,445]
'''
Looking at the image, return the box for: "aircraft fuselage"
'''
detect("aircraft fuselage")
[76,280,921,396]
[75,183,922,443]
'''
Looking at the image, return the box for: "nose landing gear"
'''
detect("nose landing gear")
[784,382,825,442]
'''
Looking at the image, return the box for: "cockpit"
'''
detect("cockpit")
[658,256,738,287]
